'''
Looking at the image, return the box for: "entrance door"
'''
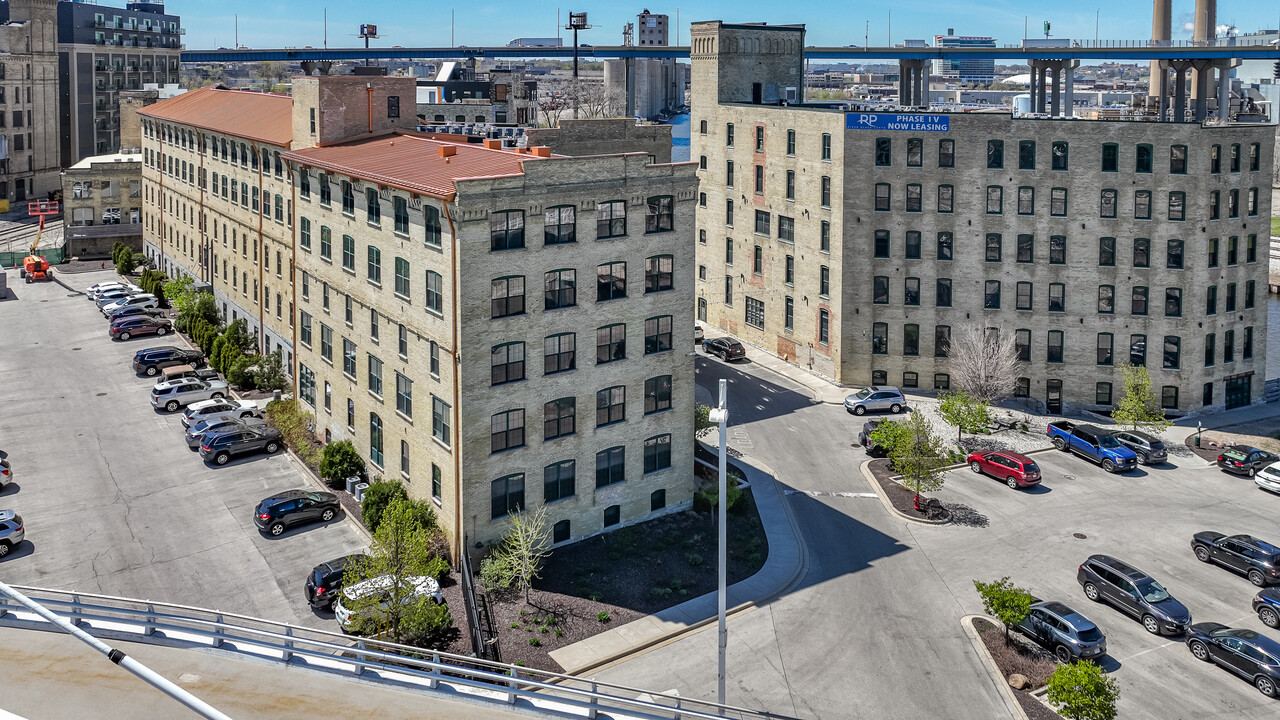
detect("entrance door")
[752,83,763,104]
[1046,380,1063,414]
[14,181,26,202]
[1225,375,1252,410]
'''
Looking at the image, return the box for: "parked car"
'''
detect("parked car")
[1192,532,1280,587]
[181,398,258,428]
[186,416,267,449]
[966,451,1042,489]
[198,424,283,465]
[150,377,229,412]
[694,324,705,343]
[105,304,162,322]
[1113,430,1168,465]
[134,348,204,376]
[101,293,158,316]
[1077,554,1191,635]
[334,574,443,632]
[110,316,171,341]
[0,458,11,490]
[94,289,139,307]
[88,283,140,301]
[844,386,907,416]
[306,554,369,610]
[1256,463,1280,495]
[1254,589,1280,628]
[0,509,24,558]
[160,364,220,383]
[1046,421,1137,473]
[1218,447,1279,478]
[1015,600,1108,662]
[253,490,340,536]
[703,337,746,361]
[1185,623,1280,697]
[858,419,896,457]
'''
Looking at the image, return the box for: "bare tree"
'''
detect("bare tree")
[947,325,1020,404]
[537,77,572,128]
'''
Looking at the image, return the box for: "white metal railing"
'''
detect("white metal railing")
[0,585,796,720]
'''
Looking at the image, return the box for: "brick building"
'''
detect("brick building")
[0,0,62,203]
[691,20,1274,414]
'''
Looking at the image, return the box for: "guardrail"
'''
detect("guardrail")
[0,585,798,720]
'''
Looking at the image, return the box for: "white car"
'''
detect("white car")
[694,324,705,343]
[88,283,141,301]
[0,458,11,489]
[102,293,158,316]
[181,398,257,428]
[1255,464,1280,494]
[150,378,230,412]
[334,574,443,632]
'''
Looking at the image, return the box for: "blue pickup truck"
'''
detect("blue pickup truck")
[1046,421,1138,473]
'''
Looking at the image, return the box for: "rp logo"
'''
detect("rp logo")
[856,114,878,127]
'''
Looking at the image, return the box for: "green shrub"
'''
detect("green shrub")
[111,242,125,264]
[320,440,365,490]
[264,399,319,466]
[596,611,611,623]
[555,628,564,637]
[360,478,404,530]
[115,248,137,276]
[228,354,260,389]
[253,349,286,391]
[528,637,541,647]
[422,555,450,582]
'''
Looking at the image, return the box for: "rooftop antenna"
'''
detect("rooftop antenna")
[358,23,378,66]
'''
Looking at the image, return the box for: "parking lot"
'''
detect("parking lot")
[0,269,366,630]
[918,445,1280,718]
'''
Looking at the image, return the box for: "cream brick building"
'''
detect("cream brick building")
[139,73,699,561]
[691,21,1274,415]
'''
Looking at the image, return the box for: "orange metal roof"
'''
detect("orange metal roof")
[138,87,294,147]
[282,134,545,199]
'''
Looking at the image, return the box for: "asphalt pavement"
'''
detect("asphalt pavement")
[0,269,366,630]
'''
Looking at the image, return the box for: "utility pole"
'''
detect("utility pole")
[234,14,237,49]
[566,11,591,120]
[324,8,328,49]
[710,380,731,706]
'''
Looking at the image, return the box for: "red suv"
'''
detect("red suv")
[967,451,1041,490]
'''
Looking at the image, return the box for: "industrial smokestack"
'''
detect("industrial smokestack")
[1149,0,1171,99]
[1193,0,1216,46]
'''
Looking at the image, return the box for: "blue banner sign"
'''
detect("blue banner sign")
[846,113,950,132]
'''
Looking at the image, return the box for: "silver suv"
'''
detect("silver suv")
[0,509,24,558]
[1016,600,1108,662]
[150,378,230,412]
[844,386,907,415]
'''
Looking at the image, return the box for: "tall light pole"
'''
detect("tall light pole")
[708,379,731,705]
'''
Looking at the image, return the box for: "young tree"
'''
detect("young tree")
[867,418,910,462]
[163,275,199,320]
[253,349,287,392]
[948,325,1020,404]
[890,411,949,508]
[695,403,716,438]
[937,389,992,444]
[1046,661,1120,720]
[1112,363,1172,433]
[115,248,138,276]
[318,439,364,489]
[479,505,551,602]
[342,497,453,646]
[972,577,1033,645]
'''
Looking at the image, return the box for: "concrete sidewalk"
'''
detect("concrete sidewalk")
[548,452,806,674]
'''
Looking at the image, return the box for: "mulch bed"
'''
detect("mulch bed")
[1185,436,1223,463]
[971,618,1063,720]
[868,458,950,521]
[447,489,769,671]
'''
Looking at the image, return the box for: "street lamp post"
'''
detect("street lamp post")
[708,379,731,706]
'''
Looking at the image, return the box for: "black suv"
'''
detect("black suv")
[254,490,340,536]
[1192,532,1280,587]
[305,554,369,610]
[703,337,746,362]
[1113,430,1167,465]
[1077,554,1192,635]
[199,425,283,465]
[1186,624,1280,698]
[133,348,206,376]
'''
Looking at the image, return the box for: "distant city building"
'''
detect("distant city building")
[61,150,142,256]
[638,9,668,46]
[53,0,183,163]
[415,61,538,126]
[933,30,996,84]
[0,0,61,203]
[604,57,686,119]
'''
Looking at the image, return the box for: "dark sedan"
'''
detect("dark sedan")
[1218,446,1279,477]
[305,554,368,610]
[1186,623,1280,698]
[106,304,162,322]
[199,425,283,465]
[1193,532,1280,587]
[254,490,340,536]
[703,337,746,361]
[110,316,172,340]
[1114,430,1168,465]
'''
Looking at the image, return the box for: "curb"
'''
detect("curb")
[859,459,951,525]
[960,614,1033,720]
[280,446,374,545]
[555,450,809,677]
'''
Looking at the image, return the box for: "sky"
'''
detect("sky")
[159,1,1277,51]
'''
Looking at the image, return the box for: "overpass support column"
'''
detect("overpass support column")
[1156,61,1170,120]
[1169,60,1193,122]
[1049,63,1062,117]
[1063,61,1077,117]
[915,62,926,107]
[1214,60,1237,122]
[897,60,911,105]
[1192,59,1213,121]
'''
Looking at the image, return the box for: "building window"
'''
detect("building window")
[368,354,384,396]
[1204,333,1216,367]
[874,183,890,211]
[1015,329,1031,361]
[1132,237,1150,268]
[986,186,1003,214]
[544,269,576,310]
[820,221,831,253]
[1209,190,1220,219]
[491,474,525,519]
[1048,283,1065,312]
[937,232,953,261]
[342,339,357,377]
[1230,143,1241,172]
[873,276,889,304]
[1051,141,1068,170]
[299,365,315,406]
[544,205,576,245]
[491,342,525,385]
[821,133,833,160]
[300,218,312,250]
[1250,143,1261,171]
[937,185,953,213]
[1134,191,1151,220]
[1246,280,1256,309]
[596,447,625,488]
[489,210,526,251]
[544,460,575,504]
[872,322,888,354]
[1167,239,1184,269]
[491,276,525,318]
[491,409,526,453]
[1206,285,1218,315]
[369,413,384,467]
[1248,187,1258,216]
[778,216,795,243]
[905,232,921,260]
[644,435,672,473]
[1098,237,1116,266]
[1170,145,1187,174]
[1135,143,1153,173]
[603,505,621,527]
[320,324,333,361]
[985,233,1002,262]
[818,309,829,344]
[341,181,355,214]
[646,255,674,293]
[320,226,332,260]
[755,126,765,152]
[875,137,891,166]
[1018,140,1035,170]
[873,230,890,258]
[724,276,733,307]
[785,170,796,200]
[726,122,735,146]
[1244,327,1254,359]
[1165,288,1182,317]
[1016,234,1033,263]
[1050,188,1067,217]
[1097,285,1114,314]
[819,266,830,297]
[1167,191,1185,221]
[1047,331,1064,363]
[935,278,952,307]
[366,245,382,284]
[645,195,674,233]
[933,374,951,391]
[1131,286,1149,315]
[1160,386,1178,411]
[300,311,313,346]
[645,316,673,353]
[784,296,794,331]
[754,210,771,235]
[1016,282,1033,311]
[1226,282,1237,312]
[1099,189,1117,218]
[1101,143,1118,172]
[903,324,919,356]
[645,375,672,414]
[424,206,442,247]
[393,196,409,233]
[1097,333,1114,365]
[425,270,442,313]
[905,137,923,166]
[987,140,1003,168]
[431,396,451,445]
[1227,235,1239,265]
[935,325,951,357]
[597,262,626,301]
[904,277,920,306]
[544,332,576,375]
[938,139,954,167]
[906,184,922,212]
[1096,382,1113,405]
[597,324,626,364]
[395,372,412,418]
[1163,336,1180,369]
